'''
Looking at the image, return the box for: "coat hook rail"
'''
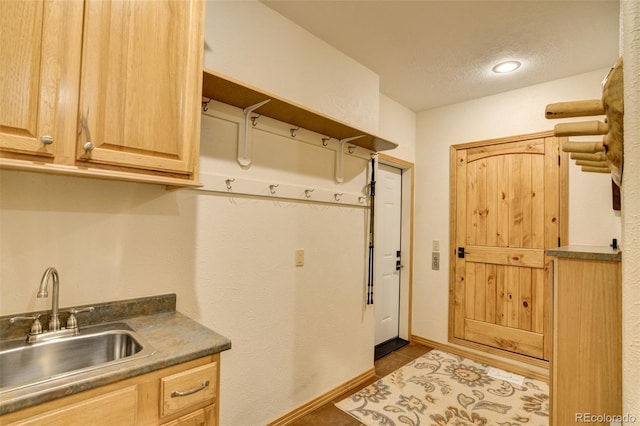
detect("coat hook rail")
[196,174,369,207]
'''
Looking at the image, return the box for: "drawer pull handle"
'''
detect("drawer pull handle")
[171,380,210,398]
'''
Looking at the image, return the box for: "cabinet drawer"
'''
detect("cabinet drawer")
[162,404,216,426]
[161,362,217,417]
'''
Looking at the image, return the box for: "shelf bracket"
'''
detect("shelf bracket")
[335,135,365,183]
[238,99,271,167]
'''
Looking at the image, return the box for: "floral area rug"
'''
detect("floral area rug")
[335,349,549,426]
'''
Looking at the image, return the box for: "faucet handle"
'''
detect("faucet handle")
[10,314,43,335]
[65,306,95,329]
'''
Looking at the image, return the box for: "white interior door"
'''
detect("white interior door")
[374,163,402,345]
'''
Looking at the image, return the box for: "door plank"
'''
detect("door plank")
[467,139,545,162]
[466,160,478,245]
[506,266,520,328]
[465,262,476,321]
[519,268,533,331]
[485,264,497,325]
[464,246,545,268]
[474,263,486,322]
[476,159,488,245]
[464,318,544,358]
[521,154,533,248]
[495,265,507,326]
[532,268,545,333]
[531,155,545,248]
[496,155,510,247]
[509,155,523,247]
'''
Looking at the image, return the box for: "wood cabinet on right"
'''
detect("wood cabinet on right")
[548,246,622,425]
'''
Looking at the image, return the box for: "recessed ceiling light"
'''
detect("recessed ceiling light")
[492,61,521,74]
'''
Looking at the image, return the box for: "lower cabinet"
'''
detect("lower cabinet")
[548,247,622,426]
[1,354,219,426]
[4,386,138,426]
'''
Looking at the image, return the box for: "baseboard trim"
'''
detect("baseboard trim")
[411,335,549,382]
[266,367,376,426]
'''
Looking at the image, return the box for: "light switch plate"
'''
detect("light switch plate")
[432,252,440,270]
[295,249,304,267]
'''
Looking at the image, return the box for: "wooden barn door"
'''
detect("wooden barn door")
[449,133,566,362]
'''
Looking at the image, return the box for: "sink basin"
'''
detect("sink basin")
[0,322,155,392]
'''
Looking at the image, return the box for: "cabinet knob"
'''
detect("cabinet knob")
[83,141,95,152]
[41,135,54,145]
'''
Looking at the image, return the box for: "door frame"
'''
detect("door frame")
[447,130,568,367]
[377,153,415,342]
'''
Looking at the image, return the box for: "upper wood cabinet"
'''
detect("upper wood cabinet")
[0,0,80,159]
[77,0,204,174]
[0,0,204,187]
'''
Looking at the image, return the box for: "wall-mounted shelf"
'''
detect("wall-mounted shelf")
[202,69,398,153]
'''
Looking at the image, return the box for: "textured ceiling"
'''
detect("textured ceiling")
[261,0,620,112]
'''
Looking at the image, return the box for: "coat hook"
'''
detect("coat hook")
[225,178,235,191]
[269,184,279,195]
[290,127,299,138]
[322,137,331,147]
[202,97,211,112]
[348,145,356,154]
[334,193,343,202]
[251,116,259,127]
[305,189,314,198]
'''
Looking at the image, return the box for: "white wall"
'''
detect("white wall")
[413,69,622,349]
[204,0,380,135]
[621,0,640,416]
[379,94,417,163]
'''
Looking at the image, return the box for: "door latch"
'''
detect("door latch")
[396,250,402,271]
[457,247,467,259]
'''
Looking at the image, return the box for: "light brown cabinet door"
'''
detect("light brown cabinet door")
[0,1,72,157]
[8,386,137,426]
[77,0,204,174]
[450,135,565,361]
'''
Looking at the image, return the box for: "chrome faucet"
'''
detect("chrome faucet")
[38,267,60,331]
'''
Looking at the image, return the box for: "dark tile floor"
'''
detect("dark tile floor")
[289,342,433,425]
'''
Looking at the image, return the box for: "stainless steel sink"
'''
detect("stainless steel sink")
[0,322,155,392]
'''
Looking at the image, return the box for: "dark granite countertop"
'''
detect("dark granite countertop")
[0,295,231,415]
[546,244,621,261]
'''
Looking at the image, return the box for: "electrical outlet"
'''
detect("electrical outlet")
[295,249,304,267]
[432,252,440,270]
